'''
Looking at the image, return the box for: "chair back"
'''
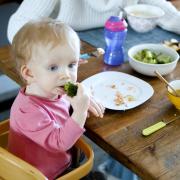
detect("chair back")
[0,120,47,180]
[0,119,9,148]
[0,119,94,180]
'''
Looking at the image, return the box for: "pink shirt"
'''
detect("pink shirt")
[9,88,85,179]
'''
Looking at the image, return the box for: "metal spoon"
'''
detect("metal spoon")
[154,70,179,97]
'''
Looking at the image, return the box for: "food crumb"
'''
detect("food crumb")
[114,91,124,106]
[127,86,134,91]
[124,95,136,102]
[111,84,116,89]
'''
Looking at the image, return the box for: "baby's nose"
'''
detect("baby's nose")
[59,68,71,79]
[59,72,70,80]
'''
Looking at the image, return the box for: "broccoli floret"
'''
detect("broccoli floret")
[144,49,154,59]
[157,54,172,64]
[134,52,143,61]
[64,82,78,97]
[134,49,172,64]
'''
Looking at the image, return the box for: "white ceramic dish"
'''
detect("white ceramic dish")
[124,4,164,33]
[167,80,180,110]
[128,43,179,76]
[81,71,154,110]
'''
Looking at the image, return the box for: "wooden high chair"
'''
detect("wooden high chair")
[0,119,94,180]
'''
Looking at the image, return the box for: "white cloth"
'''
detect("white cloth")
[7,0,180,43]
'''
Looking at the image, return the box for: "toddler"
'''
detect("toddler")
[8,19,104,179]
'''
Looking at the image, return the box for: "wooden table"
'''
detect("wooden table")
[171,0,180,10]
[0,42,180,180]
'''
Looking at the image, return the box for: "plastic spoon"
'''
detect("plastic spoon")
[142,115,180,136]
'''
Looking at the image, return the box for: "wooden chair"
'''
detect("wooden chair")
[0,119,94,180]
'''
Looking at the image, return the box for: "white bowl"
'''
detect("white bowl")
[128,43,179,76]
[167,80,180,110]
[124,4,164,33]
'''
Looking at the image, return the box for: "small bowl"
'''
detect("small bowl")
[128,43,179,76]
[124,4,164,33]
[167,80,180,110]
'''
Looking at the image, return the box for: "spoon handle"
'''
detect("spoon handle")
[142,116,180,136]
[154,70,178,96]
[142,121,166,136]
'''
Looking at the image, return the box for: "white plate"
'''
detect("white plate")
[81,71,154,110]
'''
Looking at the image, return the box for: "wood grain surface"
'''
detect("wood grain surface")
[171,0,180,10]
[0,40,180,180]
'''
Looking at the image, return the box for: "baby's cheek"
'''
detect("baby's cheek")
[42,80,54,90]
[71,74,77,82]
[46,81,54,89]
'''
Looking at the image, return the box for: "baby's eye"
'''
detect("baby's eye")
[68,63,77,68]
[48,65,58,71]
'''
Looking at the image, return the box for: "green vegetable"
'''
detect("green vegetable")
[156,54,172,64]
[64,82,78,97]
[133,49,172,64]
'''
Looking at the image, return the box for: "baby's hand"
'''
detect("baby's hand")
[66,83,90,128]
[88,96,105,118]
[67,83,90,113]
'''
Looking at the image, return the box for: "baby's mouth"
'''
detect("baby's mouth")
[57,82,78,97]
[59,85,64,89]
[57,86,65,94]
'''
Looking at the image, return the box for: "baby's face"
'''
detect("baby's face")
[27,43,79,99]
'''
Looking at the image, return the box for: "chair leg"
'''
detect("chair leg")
[80,171,107,180]
[71,147,85,168]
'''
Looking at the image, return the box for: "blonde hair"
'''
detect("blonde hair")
[12,19,80,74]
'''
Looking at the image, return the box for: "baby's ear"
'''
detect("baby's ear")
[20,65,34,84]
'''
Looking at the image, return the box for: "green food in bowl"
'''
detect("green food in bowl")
[134,49,172,64]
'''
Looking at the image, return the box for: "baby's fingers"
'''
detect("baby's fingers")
[88,106,99,117]
[89,100,105,118]
[97,101,105,114]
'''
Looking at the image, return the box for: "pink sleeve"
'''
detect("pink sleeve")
[15,106,85,152]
